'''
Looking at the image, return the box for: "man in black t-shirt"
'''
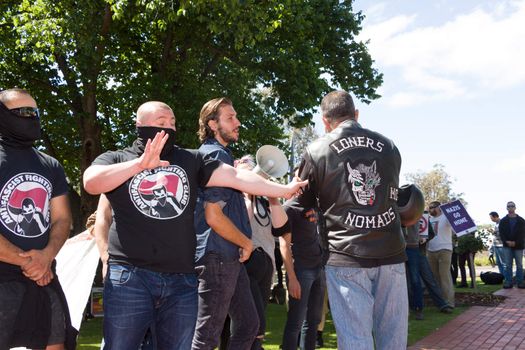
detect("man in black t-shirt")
[0,88,74,349]
[280,198,325,350]
[83,101,306,350]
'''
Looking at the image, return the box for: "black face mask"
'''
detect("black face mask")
[136,126,177,157]
[0,101,41,148]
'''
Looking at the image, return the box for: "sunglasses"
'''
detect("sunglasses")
[429,206,438,210]
[9,107,40,119]
[507,205,516,208]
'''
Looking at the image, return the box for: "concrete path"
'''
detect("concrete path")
[408,287,525,349]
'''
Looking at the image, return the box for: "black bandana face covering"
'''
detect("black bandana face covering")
[0,101,41,148]
[136,126,177,157]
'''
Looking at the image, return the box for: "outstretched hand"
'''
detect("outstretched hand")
[282,177,308,199]
[137,131,170,170]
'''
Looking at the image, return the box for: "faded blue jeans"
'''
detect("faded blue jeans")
[502,247,524,285]
[494,245,507,276]
[192,253,259,350]
[103,264,198,350]
[282,266,326,350]
[325,263,408,350]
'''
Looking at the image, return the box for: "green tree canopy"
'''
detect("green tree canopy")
[0,0,382,231]
[405,164,466,208]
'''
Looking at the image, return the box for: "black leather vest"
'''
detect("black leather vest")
[299,119,405,260]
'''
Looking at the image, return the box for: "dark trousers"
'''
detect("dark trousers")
[192,253,259,350]
[450,251,458,285]
[458,252,476,287]
[406,247,424,310]
[282,267,326,350]
[274,242,284,286]
[245,249,274,339]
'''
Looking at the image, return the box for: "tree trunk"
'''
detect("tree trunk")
[469,252,477,291]
[79,89,103,225]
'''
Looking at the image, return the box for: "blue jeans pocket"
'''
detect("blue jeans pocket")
[391,262,406,275]
[108,264,133,285]
[181,273,198,288]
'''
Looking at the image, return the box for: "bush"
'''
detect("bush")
[456,233,484,255]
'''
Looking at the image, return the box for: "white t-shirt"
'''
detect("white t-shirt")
[428,213,454,252]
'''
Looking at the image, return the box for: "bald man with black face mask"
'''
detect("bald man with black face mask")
[0,88,75,349]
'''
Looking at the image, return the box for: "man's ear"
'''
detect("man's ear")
[322,116,331,132]
[355,109,359,122]
[208,119,218,132]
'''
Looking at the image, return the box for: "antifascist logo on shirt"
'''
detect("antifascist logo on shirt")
[129,165,190,219]
[0,172,52,237]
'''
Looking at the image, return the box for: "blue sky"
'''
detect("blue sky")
[315,0,525,225]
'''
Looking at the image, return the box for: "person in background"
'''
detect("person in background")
[418,220,454,315]
[427,201,455,308]
[489,211,506,276]
[280,198,325,350]
[499,201,525,289]
[234,154,290,349]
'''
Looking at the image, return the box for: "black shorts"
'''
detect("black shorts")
[0,281,66,348]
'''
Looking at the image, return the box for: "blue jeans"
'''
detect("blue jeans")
[405,247,424,310]
[103,264,198,350]
[282,267,326,350]
[192,253,259,350]
[325,263,408,350]
[494,246,507,276]
[502,247,524,285]
[418,252,449,310]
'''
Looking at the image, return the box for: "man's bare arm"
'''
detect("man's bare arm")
[207,163,307,199]
[83,131,170,194]
[20,194,72,281]
[0,234,31,267]
[268,197,288,228]
[279,233,301,299]
[205,202,253,262]
[94,194,112,279]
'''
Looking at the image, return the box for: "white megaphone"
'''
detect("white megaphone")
[253,145,289,179]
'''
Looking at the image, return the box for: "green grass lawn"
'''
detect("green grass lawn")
[77,275,502,349]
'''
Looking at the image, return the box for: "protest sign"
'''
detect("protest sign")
[440,200,477,237]
[418,213,429,237]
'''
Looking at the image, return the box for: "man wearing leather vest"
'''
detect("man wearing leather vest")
[297,90,407,349]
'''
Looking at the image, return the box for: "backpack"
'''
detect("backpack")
[480,271,504,285]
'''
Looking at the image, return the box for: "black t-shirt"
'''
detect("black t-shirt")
[0,144,69,272]
[92,143,220,273]
[283,198,324,269]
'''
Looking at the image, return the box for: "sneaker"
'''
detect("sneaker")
[457,282,468,288]
[440,306,453,314]
[315,331,324,348]
[503,283,513,289]
[415,309,424,320]
[518,282,525,289]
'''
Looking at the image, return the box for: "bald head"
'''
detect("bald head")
[0,88,37,109]
[136,101,176,130]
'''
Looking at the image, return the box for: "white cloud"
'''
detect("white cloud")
[358,1,525,107]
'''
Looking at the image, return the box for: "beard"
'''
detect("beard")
[217,125,238,144]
